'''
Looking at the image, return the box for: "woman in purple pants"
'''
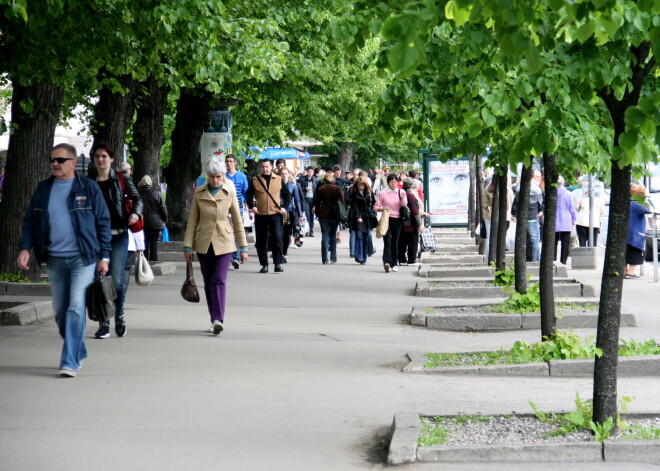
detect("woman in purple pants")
[183,157,248,335]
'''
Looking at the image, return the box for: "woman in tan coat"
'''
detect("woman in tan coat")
[183,157,248,335]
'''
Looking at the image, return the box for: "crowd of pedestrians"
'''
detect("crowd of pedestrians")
[17,144,660,378]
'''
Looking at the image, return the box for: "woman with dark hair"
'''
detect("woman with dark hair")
[90,143,143,339]
[374,173,407,272]
[625,184,651,279]
[398,178,422,266]
[348,177,376,264]
[312,173,344,265]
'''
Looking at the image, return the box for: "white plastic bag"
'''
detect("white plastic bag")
[135,251,154,286]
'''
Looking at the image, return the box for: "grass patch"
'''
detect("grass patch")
[419,417,448,446]
[0,272,31,283]
[423,332,660,368]
[424,307,436,314]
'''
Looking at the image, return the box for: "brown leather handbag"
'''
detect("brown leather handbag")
[181,259,200,303]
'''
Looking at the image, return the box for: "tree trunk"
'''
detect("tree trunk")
[496,165,508,271]
[540,153,558,338]
[131,75,169,183]
[163,87,213,240]
[337,142,355,171]
[514,164,533,294]
[488,173,499,265]
[90,74,138,166]
[593,161,630,426]
[469,154,476,238]
[0,81,64,279]
[593,40,652,427]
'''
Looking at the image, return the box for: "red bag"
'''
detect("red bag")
[118,172,144,233]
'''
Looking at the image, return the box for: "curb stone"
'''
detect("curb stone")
[412,306,637,331]
[388,413,660,465]
[387,413,419,465]
[1,300,53,325]
[404,353,660,377]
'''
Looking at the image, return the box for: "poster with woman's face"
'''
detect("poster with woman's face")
[428,159,470,225]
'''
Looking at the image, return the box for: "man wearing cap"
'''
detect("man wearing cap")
[138,175,168,261]
[246,159,291,273]
[18,143,111,377]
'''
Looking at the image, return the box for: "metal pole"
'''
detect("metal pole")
[588,175,594,247]
[653,212,658,282]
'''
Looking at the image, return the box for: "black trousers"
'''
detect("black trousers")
[144,229,161,261]
[282,211,295,256]
[576,225,600,247]
[398,229,419,264]
[255,214,284,267]
[382,217,402,267]
[554,231,571,264]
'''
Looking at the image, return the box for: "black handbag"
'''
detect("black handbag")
[335,198,348,224]
[87,276,117,322]
[181,259,200,303]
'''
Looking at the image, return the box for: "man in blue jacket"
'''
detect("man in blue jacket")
[225,154,250,269]
[18,143,111,378]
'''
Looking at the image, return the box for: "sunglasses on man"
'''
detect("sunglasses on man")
[49,157,73,164]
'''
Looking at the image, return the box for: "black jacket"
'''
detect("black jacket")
[139,185,168,230]
[348,190,375,230]
[90,169,143,225]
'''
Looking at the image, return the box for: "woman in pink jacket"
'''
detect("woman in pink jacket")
[374,174,407,272]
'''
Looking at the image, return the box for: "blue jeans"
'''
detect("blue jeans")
[354,231,369,263]
[527,219,541,262]
[304,198,315,234]
[232,212,242,262]
[319,218,339,263]
[47,256,96,370]
[102,231,128,325]
[349,230,356,256]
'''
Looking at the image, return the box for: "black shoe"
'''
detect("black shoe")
[95,324,110,339]
[308,233,314,237]
[274,265,283,273]
[115,317,127,338]
[280,258,287,264]
[260,266,268,273]
[231,260,240,269]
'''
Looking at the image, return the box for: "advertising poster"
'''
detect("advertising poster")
[200,132,231,174]
[427,159,470,226]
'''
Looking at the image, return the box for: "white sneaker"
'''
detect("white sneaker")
[58,367,76,377]
[384,263,390,273]
[392,266,399,272]
[206,325,214,333]
[212,320,224,335]
[409,261,420,266]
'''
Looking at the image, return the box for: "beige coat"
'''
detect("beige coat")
[183,183,248,255]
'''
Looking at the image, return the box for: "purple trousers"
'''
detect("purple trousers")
[196,246,232,323]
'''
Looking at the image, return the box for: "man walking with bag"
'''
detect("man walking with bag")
[17,144,111,377]
[246,159,291,273]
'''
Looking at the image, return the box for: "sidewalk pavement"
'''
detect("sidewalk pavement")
[0,233,658,471]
